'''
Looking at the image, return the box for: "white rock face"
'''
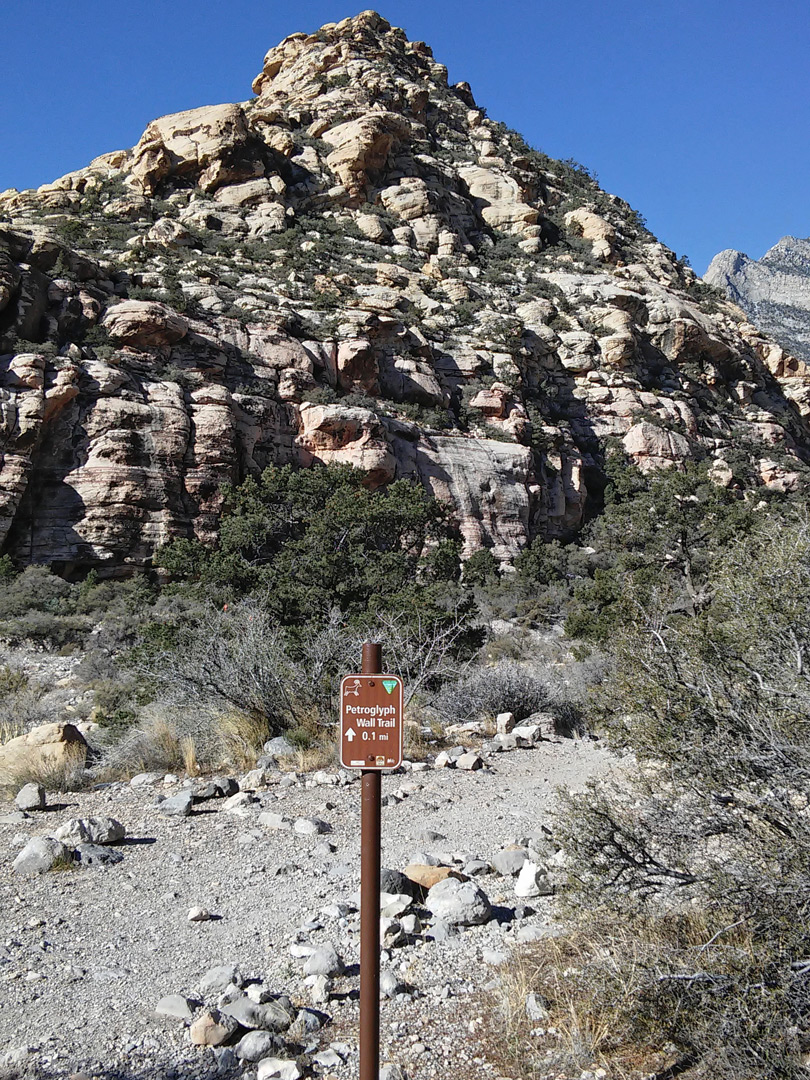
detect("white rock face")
[705,237,810,361]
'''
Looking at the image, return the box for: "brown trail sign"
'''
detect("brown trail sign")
[340,673,403,770]
[340,644,405,1080]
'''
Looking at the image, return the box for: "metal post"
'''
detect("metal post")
[359,641,382,1080]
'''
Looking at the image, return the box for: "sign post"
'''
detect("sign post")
[340,643,403,1080]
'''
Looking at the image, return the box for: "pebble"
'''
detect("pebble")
[187,907,213,922]
[293,817,331,835]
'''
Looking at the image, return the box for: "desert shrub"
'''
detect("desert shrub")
[155,463,470,633]
[435,660,548,724]
[543,514,810,1079]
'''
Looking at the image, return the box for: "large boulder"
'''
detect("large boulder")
[0,723,88,787]
[102,300,188,348]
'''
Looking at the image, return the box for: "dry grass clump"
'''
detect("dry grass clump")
[487,913,777,1080]
[94,703,278,779]
[0,744,87,795]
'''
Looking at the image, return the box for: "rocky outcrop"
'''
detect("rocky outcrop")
[0,722,89,785]
[1,12,810,573]
[705,237,810,361]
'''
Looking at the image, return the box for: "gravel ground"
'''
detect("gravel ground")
[0,738,619,1080]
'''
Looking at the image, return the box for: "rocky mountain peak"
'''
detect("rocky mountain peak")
[2,14,810,575]
[706,236,810,361]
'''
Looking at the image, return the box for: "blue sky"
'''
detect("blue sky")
[2,0,807,274]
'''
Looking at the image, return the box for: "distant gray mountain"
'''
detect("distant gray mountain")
[705,237,810,361]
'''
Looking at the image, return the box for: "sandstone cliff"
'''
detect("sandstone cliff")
[705,237,810,363]
[2,11,809,574]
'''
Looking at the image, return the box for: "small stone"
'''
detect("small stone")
[12,838,72,876]
[293,817,331,836]
[482,949,508,966]
[194,776,240,800]
[159,790,193,817]
[222,791,258,815]
[496,711,516,735]
[425,878,491,926]
[155,994,195,1021]
[15,783,45,811]
[263,737,295,757]
[515,861,554,898]
[190,1010,239,1046]
[314,1048,343,1068]
[512,724,542,747]
[223,995,296,1032]
[307,974,332,1005]
[491,847,529,876]
[379,1064,409,1080]
[404,864,464,891]
[456,752,483,771]
[188,907,213,922]
[74,843,124,867]
[235,1030,281,1061]
[54,816,126,845]
[257,1058,301,1080]
[403,912,423,935]
[380,867,417,897]
[130,772,162,787]
[526,992,550,1021]
[303,944,343,977]
[198,965,242,995]
[259,812,292,830]
[380,969,404,998]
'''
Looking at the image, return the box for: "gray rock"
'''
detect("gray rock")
[188,906,213,922]
[314,1048,343,1068]
[0,811,31,825]
[425,877,491,926]
[14,783,45,811]
[380,867,417,897]
[292,1008,326,1034]
[259,811,292,830]
[416,828,446,843]
[491,847,529,876]
[235,1030,281,1061]
[293,817,331,835]
[257,1058,301,1080]
[12,837,72,876]
[222,995,296,1033]
[194,776,240,801]
[198,965,242,995]
[190,1009,240,1047]
[159,790,193,817]
[482,948,508,965]
[456,751,483,771]
[379,1064,409,1080]
[130,772,162,787]
[515,860,554,897]
[155,994,196,1021]
[495,711,515,734]
[463,858,491,876]
[306,974,332,1005]
[54,816,125,845]
[74,843,124,867]
[512,724,542,747]
[302,944,343,977]
[526,991,550,1021]
[263,736,295,757]
[380,969,406,998]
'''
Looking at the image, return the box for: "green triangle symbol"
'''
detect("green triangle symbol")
[382,679,398,695]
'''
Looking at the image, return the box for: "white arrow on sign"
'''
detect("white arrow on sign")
[345,728,357,742]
